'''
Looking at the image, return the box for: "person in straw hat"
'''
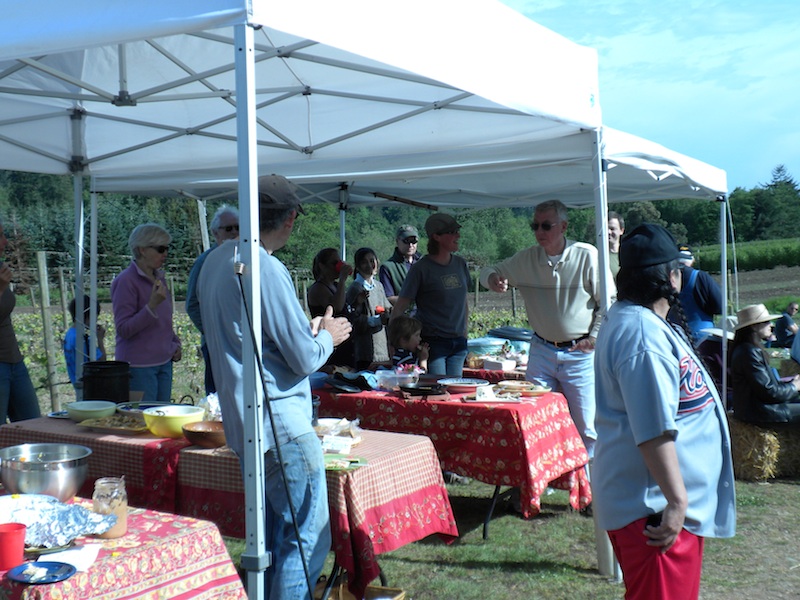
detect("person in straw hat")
[730,303,800,425]
[593,223,735,600]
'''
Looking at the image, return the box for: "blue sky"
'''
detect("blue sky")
[501,0,800,191]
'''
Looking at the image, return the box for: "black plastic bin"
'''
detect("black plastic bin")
[81,360,130,403]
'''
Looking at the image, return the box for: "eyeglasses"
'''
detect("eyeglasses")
[221,225,239,233]
[530,221,559,232]
[401,237,418,244]
[149,245,169,254]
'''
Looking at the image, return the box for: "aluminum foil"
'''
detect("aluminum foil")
[0,494,116,548]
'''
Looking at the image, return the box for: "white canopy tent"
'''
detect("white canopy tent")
[0,0,728,594]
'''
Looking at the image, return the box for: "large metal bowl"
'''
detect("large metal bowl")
[0,443,92,502]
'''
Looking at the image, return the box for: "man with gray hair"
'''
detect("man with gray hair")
[199,175,351,598]
[185,204,239,394]
[480,199,609,471]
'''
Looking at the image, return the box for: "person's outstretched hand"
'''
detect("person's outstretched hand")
[317,305,352,347]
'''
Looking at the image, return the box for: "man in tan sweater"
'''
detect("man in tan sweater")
[480,199,613,461]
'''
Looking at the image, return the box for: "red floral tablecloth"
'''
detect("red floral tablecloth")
[316,388,591,518]
[0,502,246,600]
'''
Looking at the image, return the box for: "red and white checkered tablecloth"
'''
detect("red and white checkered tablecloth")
[178,430,458,599]
[0,417,188,512]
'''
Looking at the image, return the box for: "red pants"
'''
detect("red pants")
[608,517,704,600]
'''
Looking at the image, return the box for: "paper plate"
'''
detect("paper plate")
[7,561,76,584]
[47,410,70,419]
[438,378,490,393]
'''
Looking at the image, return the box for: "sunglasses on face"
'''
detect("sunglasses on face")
[438,229,459,236]
[221,225,239,233]
[530,221,559,232]
[149,245,169,254]
[401,237,418,244]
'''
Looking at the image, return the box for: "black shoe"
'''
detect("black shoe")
[580,502,593,517]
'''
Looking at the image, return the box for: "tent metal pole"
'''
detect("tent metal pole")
[88,182,99,366]
[234,22,270,600]
[592,128,613,311]
[338,185,348,260]
[197,199,210,252]
[720,198,729,407]
[72,172,84,397]
[590,127,622,583]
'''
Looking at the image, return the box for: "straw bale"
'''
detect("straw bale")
[728,417,779,481]
[728,415,800,480]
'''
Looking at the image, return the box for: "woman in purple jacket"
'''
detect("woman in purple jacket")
[111,223,181,404]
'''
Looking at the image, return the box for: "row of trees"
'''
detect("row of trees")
[1,166,797,290]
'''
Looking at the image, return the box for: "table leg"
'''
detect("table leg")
[483,485,515,539]
[318,563,342,600]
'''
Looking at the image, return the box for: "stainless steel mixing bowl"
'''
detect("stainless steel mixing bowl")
[0,443,92,502]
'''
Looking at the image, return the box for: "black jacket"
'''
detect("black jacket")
[731,342,799,424]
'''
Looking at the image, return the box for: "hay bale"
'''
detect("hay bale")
[728,415,800,480]
[775,425,800,477]
[728,417,780,481]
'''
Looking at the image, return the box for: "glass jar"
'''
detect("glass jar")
[92,477,128,538]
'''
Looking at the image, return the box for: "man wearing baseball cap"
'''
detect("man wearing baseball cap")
[594,223,735,600]
[198,174,351,598]
[379,224,421,306]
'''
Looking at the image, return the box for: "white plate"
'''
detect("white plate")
[438,378,490,387]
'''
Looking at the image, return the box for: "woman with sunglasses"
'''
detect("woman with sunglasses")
[391,213,470,376]
[111,223,181,404]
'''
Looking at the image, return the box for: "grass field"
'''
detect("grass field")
[224,477,800,599]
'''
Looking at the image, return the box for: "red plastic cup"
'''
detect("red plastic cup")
[334,260,344,274]
[0,523,26,571]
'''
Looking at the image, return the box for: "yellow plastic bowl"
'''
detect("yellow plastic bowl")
[143,405,205,439]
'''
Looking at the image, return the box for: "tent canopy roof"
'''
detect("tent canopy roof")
[0,0,725,209]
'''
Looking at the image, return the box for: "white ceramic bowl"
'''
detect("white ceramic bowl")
[143,404,206,438]
[65,400,117,422]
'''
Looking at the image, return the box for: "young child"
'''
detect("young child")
[388,314,429,372]
[64,295,106,389]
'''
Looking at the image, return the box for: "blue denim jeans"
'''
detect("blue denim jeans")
[263,432,331,600]
[0,360,40,423]
[526,336,597,458]
[426,336,468,376]
[129,361,173,404]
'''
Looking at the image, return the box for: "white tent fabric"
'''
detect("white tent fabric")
[0,0,728,593]
[0,0,600,179]
[93,127,727,208]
